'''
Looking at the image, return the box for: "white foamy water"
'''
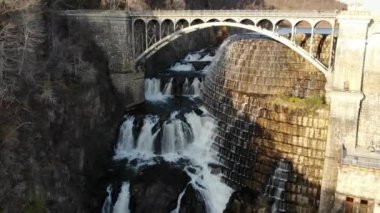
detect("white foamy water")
[163,78,173,95]
[113,182,131,213]
[200,54,214,61]
[161,117,190,153]
[136,115,160,153]
[183,49,214,62]
[191,78,202,97]
[114,116,135,158]
[180,113,233,213]
[202,65,211,73]
[105,110,232,213]
[104,48,229,213]
[184,52,202,62]
[170,62,195,72]
[170,184,189,213]
[145,78,166,101]
[101,185,112,213]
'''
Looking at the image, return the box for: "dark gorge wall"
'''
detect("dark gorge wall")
[203,36,330,212]
[144,27,249,74]
[0,8,125,212]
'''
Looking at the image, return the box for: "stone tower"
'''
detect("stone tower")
[319,1,380,212]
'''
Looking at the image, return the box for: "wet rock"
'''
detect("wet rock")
[129,163,191,213]
[193,108,204,116]
[179,184,206,213]
[191,61,210,71]
[224,188,268,213]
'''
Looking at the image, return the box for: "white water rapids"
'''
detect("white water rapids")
[144,77,202,101]
[102,49,232,213]
[103,110,232,213]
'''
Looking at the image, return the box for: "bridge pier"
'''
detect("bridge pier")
[319,90,364,212]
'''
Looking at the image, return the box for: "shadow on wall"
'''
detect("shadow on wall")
[41,14,127,211]
[203,35,330,212]
[50,10,169,211]
[144,26,251,75]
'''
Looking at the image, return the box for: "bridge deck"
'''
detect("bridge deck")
[62,9,338,19]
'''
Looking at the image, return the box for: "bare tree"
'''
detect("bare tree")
[0,5,45,104]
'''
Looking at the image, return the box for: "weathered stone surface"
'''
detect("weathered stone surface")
[129,163,191,213]
[203,36,329,212]
[179,185,207,213]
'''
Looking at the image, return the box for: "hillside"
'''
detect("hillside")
[1,0,345,10]
[99,0,347,10]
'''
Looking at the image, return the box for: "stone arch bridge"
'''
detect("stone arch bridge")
[61,10,337,75]
[130,10,337,74]
[59,9,380,213]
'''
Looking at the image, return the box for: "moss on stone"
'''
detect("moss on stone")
[273,95,327,112]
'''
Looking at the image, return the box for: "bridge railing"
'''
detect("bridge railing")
[128,10,339,18]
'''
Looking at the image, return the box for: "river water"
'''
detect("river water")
[101,49,232,213]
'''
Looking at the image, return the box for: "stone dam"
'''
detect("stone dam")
[203,35,330,212]
[56,8,380,212]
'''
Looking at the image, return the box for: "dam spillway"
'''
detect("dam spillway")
[203,35,330,212]
[102,33,335,212]
[102,49,233,213]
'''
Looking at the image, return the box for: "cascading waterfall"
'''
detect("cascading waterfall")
[145,77,203,98]
[170,184,189,213]
[136,115,160,152]
[161,115,192,153]
[163,78,173,95]
[265,160,291,212]
[113,183,131,213]
[102,48,231,213]
[101,185,112,213]
[182,78,191,95]
[145,78,165,101]
[170,62,195,72]
[114,116,135,159]
[191,78,202,97]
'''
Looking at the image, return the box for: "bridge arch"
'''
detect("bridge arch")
[294,20,313,30]
[274,19,293,36]
[240,19,255,25]
[191,19,204,26]
[175,19,190,31]
[207,18,221,23]
[133,18,146,26]
[224,18,237,23]
[147,19,160,47]
[314,20,333,30]
[136,22,330,77]
[294,20,313,45]
[133,19,147,55]
[257,19,274,31]
[161,19,174,38]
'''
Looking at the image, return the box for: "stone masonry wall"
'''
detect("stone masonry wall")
[64,12,134,73]
[203,35,330,212]
[357,20,380,148]
[335,165,380,212]
[61,12,144,106]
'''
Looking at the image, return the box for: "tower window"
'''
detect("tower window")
[345,197,354,213]
[359,199,368,213]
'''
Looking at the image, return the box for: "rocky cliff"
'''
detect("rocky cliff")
[0,4,125,212]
